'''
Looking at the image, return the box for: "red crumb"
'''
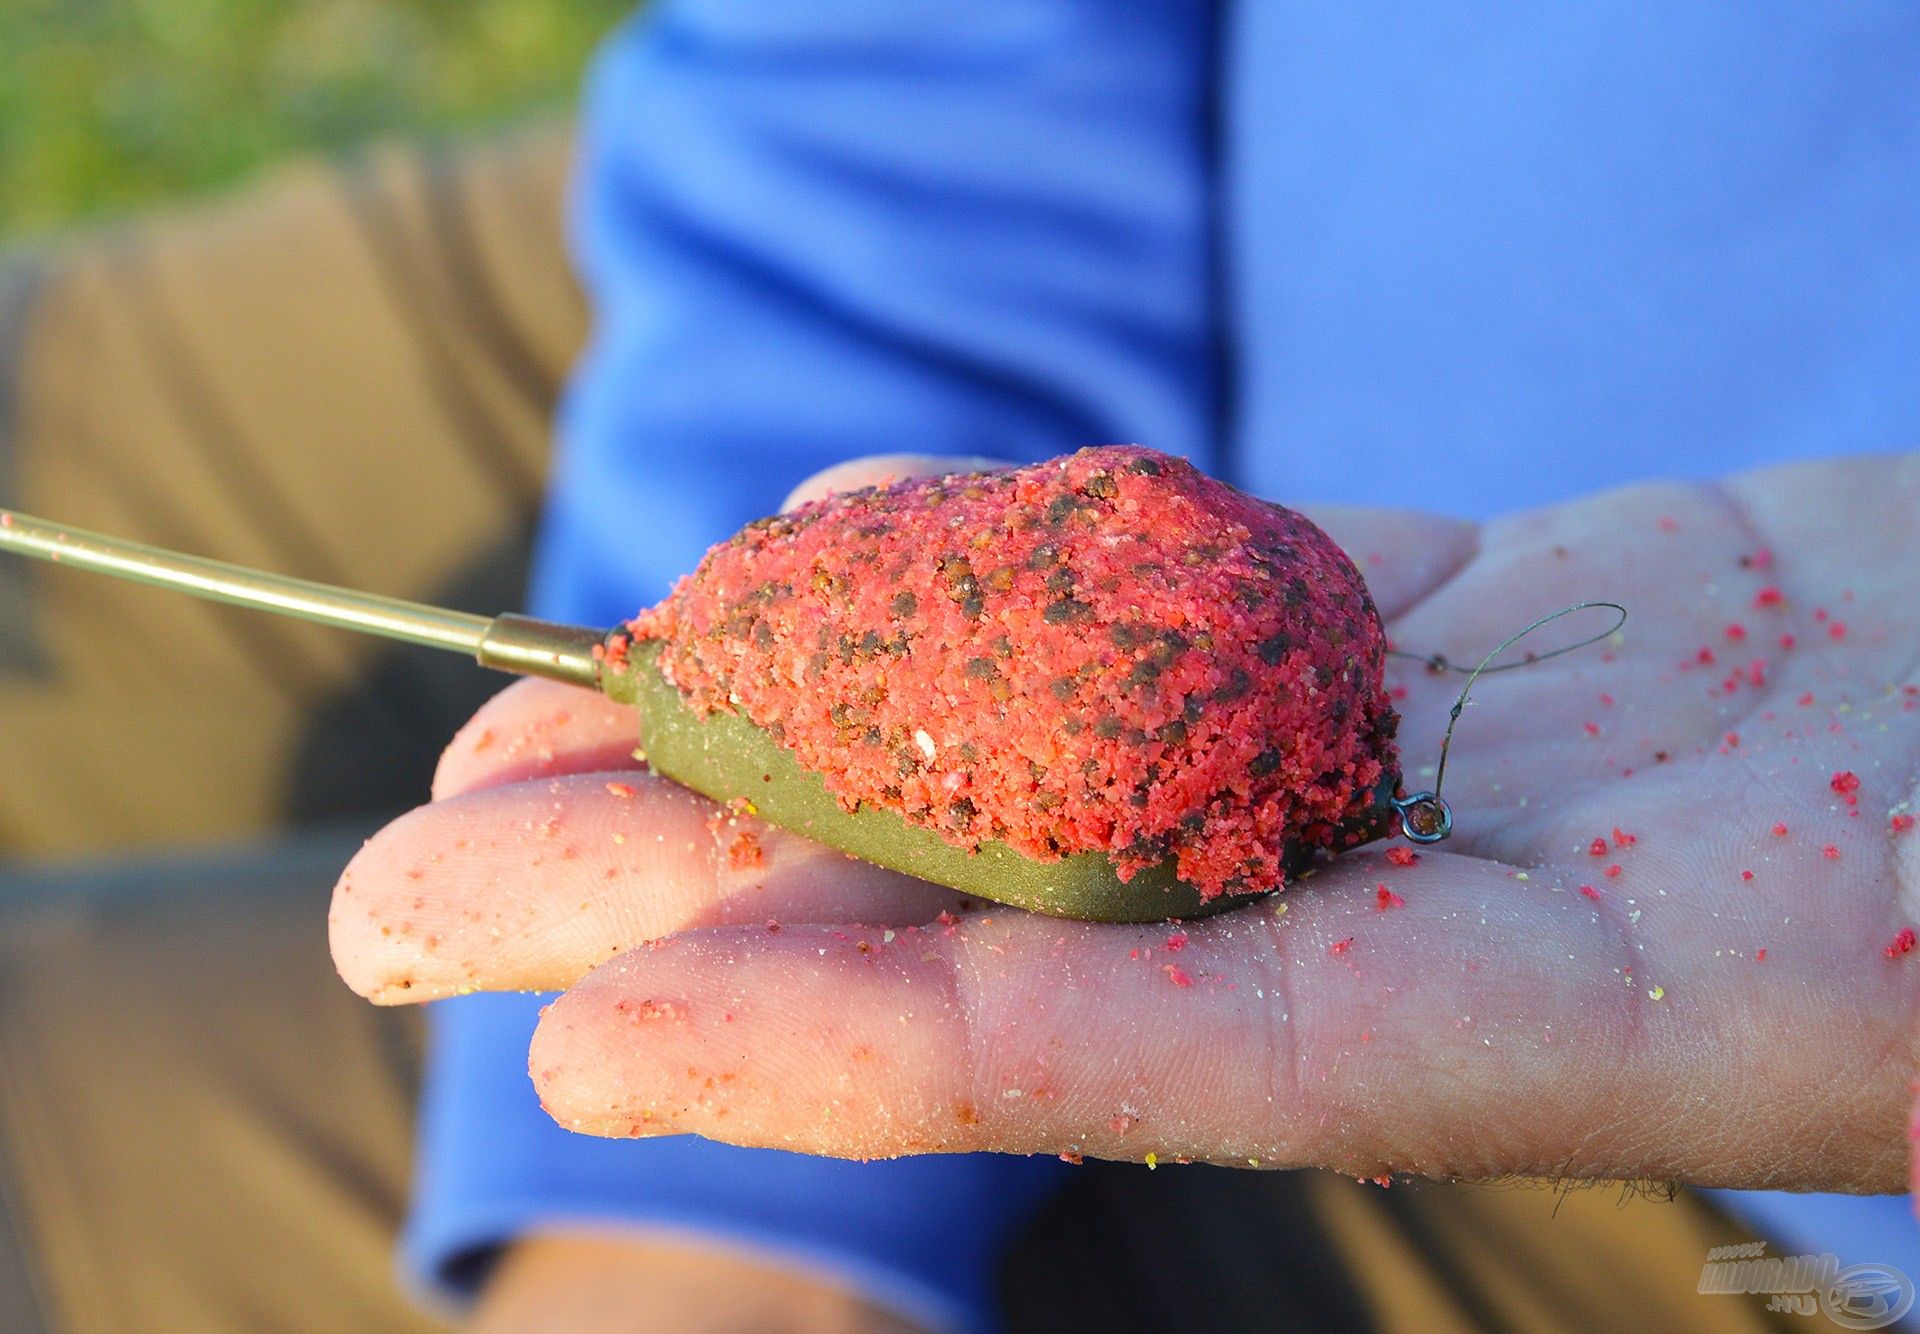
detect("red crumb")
[1829,621,1848,641]
[1887,928,1916,960]
[1375,884,1404,910]
[1741,870,1754,882]
[1330,937,1354,956]
[605,780,637,799]
[1832,771,1862,803]
[1582,721,1600,736]
[1612,826,1637,848]
[1724,623,1746,641]
[629,447,1397,898]
[1780,634,1797,651]
[1604,864,1623,878]
[1755,948,1767,962]
[1578,884,1600,901]
[1587,838,1608,857]
[1752,586,1783,608]
[591,632,632,672]
[1163,930,1188,952]
[1823,845,1841,860]
[726,829,764,870]
[614,998,684,1023]
[1893,814,1916,835]
[1386,846,1419,867]
[1164,964,1194,988]
[1772,822,1789,836]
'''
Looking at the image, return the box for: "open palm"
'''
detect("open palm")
[331,452,1920,1191]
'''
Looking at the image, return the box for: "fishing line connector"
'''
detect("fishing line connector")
[1390,791,1454,844]
[1384,599,1628,847]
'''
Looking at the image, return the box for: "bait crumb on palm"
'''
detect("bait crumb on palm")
[631,446,1396,897]
[726,829,765,871]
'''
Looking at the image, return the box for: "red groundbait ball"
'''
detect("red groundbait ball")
[631,446,1399,900]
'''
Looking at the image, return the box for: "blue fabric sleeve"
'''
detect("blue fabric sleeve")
[403,4,1220,1330]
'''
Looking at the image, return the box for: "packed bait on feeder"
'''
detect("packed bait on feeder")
[0,446,1410,923]
[609,446,1402,918]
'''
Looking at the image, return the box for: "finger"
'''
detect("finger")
[1727,453,1920,643]
[527,846,1916,1187]
[1294,504,1480,623]
[781,454,1010,511]
[528,851,1694,1177]
[432,678,645,801]
[331,771,962,1004]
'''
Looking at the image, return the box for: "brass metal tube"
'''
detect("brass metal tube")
[0,509,605,689]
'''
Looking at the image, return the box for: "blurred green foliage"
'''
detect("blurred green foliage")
[0,0,632,241]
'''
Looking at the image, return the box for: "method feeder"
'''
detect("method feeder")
[3,455,1597,923]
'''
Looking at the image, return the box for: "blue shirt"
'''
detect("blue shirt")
[406,3,1920,1328]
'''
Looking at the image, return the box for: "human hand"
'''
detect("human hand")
[332,452,1920,1192]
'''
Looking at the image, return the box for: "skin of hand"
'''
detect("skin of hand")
[331,451,1920,1193]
